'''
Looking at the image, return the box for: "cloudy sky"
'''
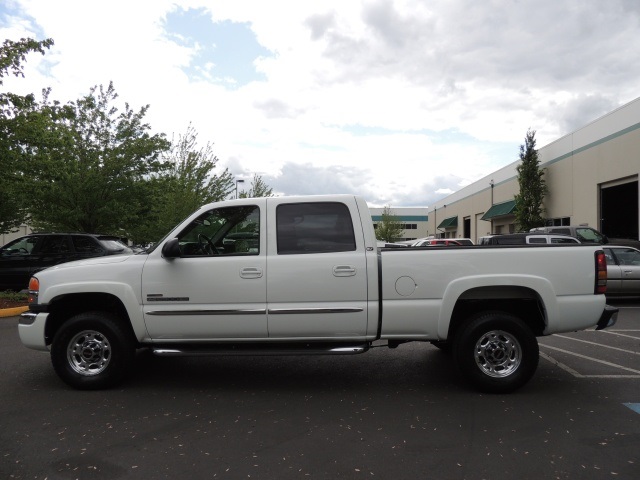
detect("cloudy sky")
[2,0,639,207]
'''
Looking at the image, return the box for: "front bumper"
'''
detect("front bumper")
[596,305,618,330]
[18,311,50,351]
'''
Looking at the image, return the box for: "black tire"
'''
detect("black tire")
[51,311,135,390]
[453,312,539,394]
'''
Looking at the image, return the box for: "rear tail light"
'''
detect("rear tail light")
[595,250,607,294]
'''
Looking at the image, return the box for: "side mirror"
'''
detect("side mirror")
[161,238,181,258]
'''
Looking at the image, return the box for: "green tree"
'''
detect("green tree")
[514,129,546,231]
[375,206,404,243]
[0,37,54,234]
[238,174,274,198]
[135,124,235,243]
[24,82,171,237]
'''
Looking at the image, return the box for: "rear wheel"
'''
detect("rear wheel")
[51,311,135,390]
[453,312,539,393]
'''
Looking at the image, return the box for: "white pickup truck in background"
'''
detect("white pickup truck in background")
[19,195,617,393]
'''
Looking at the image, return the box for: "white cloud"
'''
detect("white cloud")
[2,0,639,207]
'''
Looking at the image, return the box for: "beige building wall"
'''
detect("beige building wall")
[369,206,429,242]
[427,97,640,243]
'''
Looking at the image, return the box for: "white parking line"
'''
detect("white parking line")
[539,345,640,377]
[551,334,640,355]
[539,351,584,377]
[599,330,640,340]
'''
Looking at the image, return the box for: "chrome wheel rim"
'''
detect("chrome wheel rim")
[67,330,112,376]
[474,330,521,378]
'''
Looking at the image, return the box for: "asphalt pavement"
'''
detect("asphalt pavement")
[1,301,638,479]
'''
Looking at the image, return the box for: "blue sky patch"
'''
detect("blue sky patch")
[163,7,272,88]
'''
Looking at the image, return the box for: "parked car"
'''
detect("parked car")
[454,238,474,246]
[478,233,580,245]
[530,225,640,249]
[0,233,132,291]
[603,246,640,297]
[412,239,462,247]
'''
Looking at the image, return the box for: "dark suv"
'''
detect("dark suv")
[0,233,132,291]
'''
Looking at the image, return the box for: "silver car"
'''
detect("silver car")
[603,246,640,296]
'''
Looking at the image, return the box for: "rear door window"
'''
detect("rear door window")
[276,202,356,254]
[38,235,71,254]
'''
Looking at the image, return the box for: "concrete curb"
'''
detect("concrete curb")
[0,306,28,318]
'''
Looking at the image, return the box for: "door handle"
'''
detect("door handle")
[240,267,263,279]
[333,265,356,277]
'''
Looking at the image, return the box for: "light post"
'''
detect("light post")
[235,179,245,199]
[489,179,494,234]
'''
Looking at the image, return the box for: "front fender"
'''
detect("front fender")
[41,281,147,341]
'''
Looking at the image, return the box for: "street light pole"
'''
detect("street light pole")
[235,179,245,199]
[489,179,494,234]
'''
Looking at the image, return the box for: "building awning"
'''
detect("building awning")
[481,200,516,221]
[437,216,458,229]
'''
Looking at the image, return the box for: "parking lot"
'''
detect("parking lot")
[1,301,638,479]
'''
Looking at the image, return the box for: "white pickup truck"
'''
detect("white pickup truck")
[19,195,617,393]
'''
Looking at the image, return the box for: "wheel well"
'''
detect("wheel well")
[44,293,135,346]
[447,286,546,340]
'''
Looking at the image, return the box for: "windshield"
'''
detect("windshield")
[575,227,605,243]
[98,239,133,253]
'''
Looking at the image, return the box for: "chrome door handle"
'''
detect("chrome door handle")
[240,267,263,279]
[333,265,356,277]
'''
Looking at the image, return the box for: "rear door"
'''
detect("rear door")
[606,247,640,295]
[265,199,369,339]
[603,248,622,294]
[33,235,72,272]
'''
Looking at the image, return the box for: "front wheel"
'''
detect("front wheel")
[51,312,135,390]
[453,312,539,393]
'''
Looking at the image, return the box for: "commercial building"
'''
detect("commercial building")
[428,96,640,243]
[370,207,429,242]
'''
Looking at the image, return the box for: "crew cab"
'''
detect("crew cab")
[19,195,617,393]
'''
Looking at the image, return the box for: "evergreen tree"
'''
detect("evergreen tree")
[375,206,404,243]
[514,129,546,231]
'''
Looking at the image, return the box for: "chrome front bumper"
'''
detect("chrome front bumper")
[18,311,50,351]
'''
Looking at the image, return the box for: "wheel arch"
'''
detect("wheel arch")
[443,284,548,342]
[44,293,137,346]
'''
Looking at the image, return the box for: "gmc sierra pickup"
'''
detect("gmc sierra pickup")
[19,195,617,393]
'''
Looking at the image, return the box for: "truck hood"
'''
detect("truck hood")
[46,254,140,271]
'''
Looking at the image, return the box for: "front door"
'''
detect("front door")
[606,247,640,295]
[142,202,268,340]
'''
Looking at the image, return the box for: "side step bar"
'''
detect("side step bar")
[152,342,370,357]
